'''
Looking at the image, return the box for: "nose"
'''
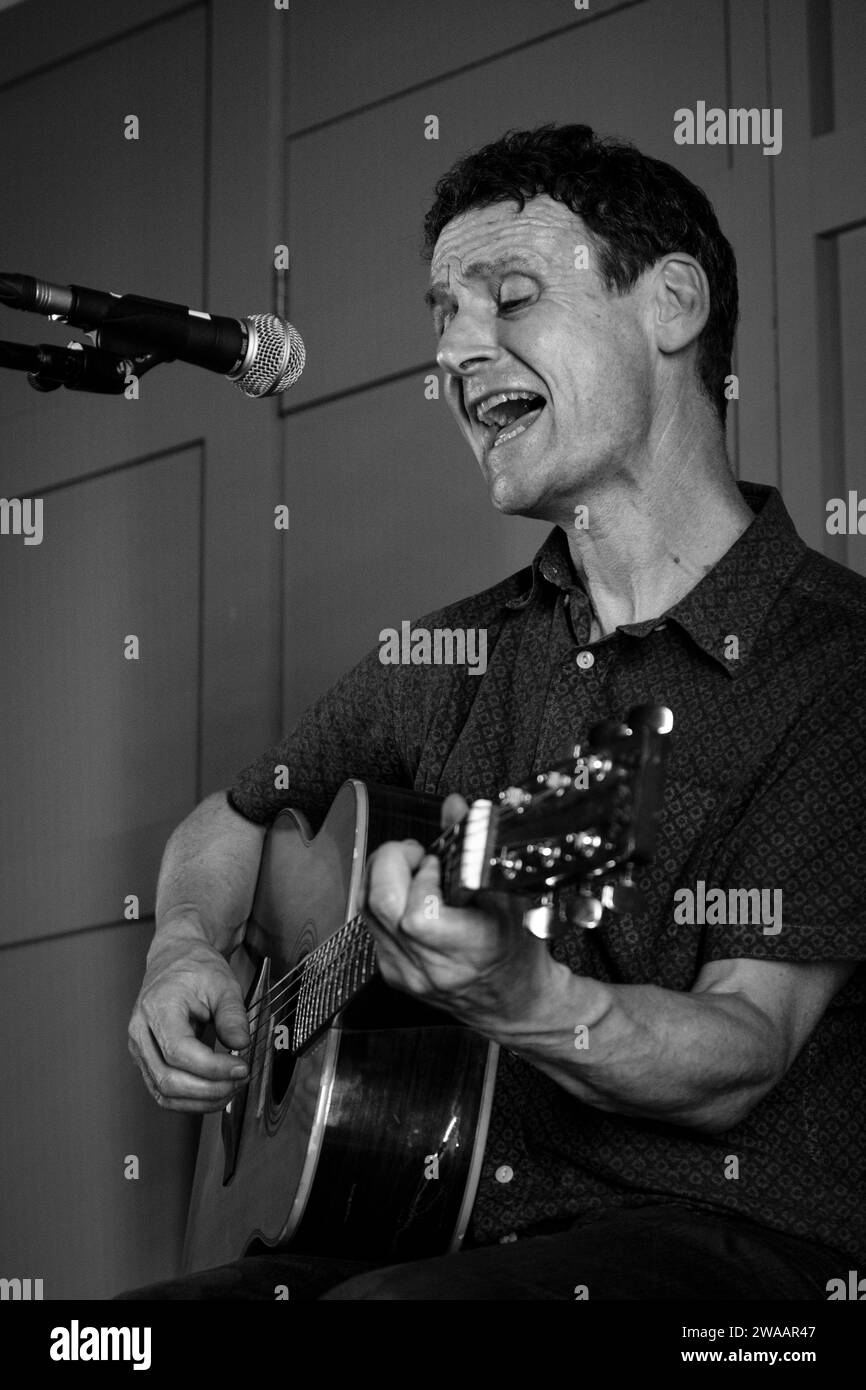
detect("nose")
[436,313,501,380]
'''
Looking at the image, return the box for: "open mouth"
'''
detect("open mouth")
[472,390,546,450]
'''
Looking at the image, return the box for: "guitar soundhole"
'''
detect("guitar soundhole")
[269,1033,296,1106]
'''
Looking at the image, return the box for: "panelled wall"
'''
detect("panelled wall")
[0,0,862,1299]
[770,0,866,577]
[0,0,286,1299]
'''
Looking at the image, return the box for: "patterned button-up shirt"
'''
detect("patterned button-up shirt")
[229,483,866,1261]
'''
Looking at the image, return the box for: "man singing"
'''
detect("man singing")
[123,125,865,1300]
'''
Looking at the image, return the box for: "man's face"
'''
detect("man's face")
[428,195,658,521]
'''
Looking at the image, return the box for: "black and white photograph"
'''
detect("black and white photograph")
[0,0,864,1359]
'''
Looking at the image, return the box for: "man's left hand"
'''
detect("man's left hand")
[364,793,557,1032]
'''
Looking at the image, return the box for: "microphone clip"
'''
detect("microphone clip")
[24,341,163,395]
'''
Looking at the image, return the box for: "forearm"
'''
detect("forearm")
[476,957,783,1134]
[152,790,267,958]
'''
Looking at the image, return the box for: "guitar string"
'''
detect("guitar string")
[240,813,615,1078]
[220,767,632,1095]
[228,782,610,1090]
[243,917,370,1047]
[240,844,455,1052]
[241,818,461,1023]
[230,823,473,1089]
[233,769,604,1093]
[232,834,480,1084]
[241,759,603,1026]
[233,926,379,1091]
[232,909,431,1093]
[236,823,496,1091]
[226,822,465,1084]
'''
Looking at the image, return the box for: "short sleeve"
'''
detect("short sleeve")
[227,644,417,827]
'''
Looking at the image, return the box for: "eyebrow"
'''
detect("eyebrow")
[424,256,542,312]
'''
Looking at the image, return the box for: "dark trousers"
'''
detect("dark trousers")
[116,1203,846,1301]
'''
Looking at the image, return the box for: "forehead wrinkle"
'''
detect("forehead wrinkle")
[432,202,578,267]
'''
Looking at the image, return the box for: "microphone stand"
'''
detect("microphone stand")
[0,337,163,394]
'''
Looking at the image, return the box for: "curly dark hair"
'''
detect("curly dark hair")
[422,124,738,426]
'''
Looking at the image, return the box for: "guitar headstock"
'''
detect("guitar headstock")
[448,703,673,939]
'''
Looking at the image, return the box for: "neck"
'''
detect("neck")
[561,432,752,637]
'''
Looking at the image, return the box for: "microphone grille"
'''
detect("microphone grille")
[233,314,306,397]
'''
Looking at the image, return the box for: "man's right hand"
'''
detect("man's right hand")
[128,928,251,1112]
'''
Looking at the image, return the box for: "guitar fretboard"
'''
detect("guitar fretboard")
[289,820,463,1055]
[291,914,377,1054]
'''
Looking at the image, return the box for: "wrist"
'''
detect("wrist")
[148,908,211,962]
[486,956,610,1058]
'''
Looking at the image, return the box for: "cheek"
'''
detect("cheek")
[447,393,481,450]
[559,334,651,424]
[443,384,466,427]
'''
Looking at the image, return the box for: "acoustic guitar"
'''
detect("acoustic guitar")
[183,703,672,1272]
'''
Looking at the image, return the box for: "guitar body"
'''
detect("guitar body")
[183,705,672,1274]
[183,780,499,1274]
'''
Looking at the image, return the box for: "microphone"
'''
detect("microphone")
[0,272,305,398]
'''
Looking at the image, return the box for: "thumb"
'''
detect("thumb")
[441,792,469,829]
[213,985,250,1053]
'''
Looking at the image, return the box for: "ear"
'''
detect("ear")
[652,254,710,354]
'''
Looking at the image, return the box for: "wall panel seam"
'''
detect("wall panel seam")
[0,0,203,95]
[0,915,156,953]
[281,362,438,419]
[6,437,205,500]
[287,0,650,141]
[764,0,782,492]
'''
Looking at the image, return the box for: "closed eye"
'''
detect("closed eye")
[496,270,538,315]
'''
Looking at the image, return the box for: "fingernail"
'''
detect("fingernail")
[230,1064,248,1078]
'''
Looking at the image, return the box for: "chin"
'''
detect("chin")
[486,470,543,517]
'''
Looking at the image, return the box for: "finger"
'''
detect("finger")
[143,998,249,1084]
[127,1031,211,1111]
[400,854,449,945]
[382,853,479,962]
[130,1026,244,1108]
[133,1047,232,1113]
[369,934,430,996]
[401,858,512,958]
[441,793,469,829]
[212,990,252,1058]
[366,839,426,932]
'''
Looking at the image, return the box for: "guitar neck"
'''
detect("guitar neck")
[291,818,464,1055]
[284,702,672,1056]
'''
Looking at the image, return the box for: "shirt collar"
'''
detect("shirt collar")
[503,483,808,678]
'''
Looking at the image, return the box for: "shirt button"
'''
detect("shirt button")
[575,650,595,670]
[494,1164,514,1184]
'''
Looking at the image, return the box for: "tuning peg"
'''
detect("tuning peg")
[563,893,605,929]
[523,882,639,938]
[543,771,574,791]
[499,785,531,808]
[599,880,645,916]
[626,704,674,735]
[522,897,557,940]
